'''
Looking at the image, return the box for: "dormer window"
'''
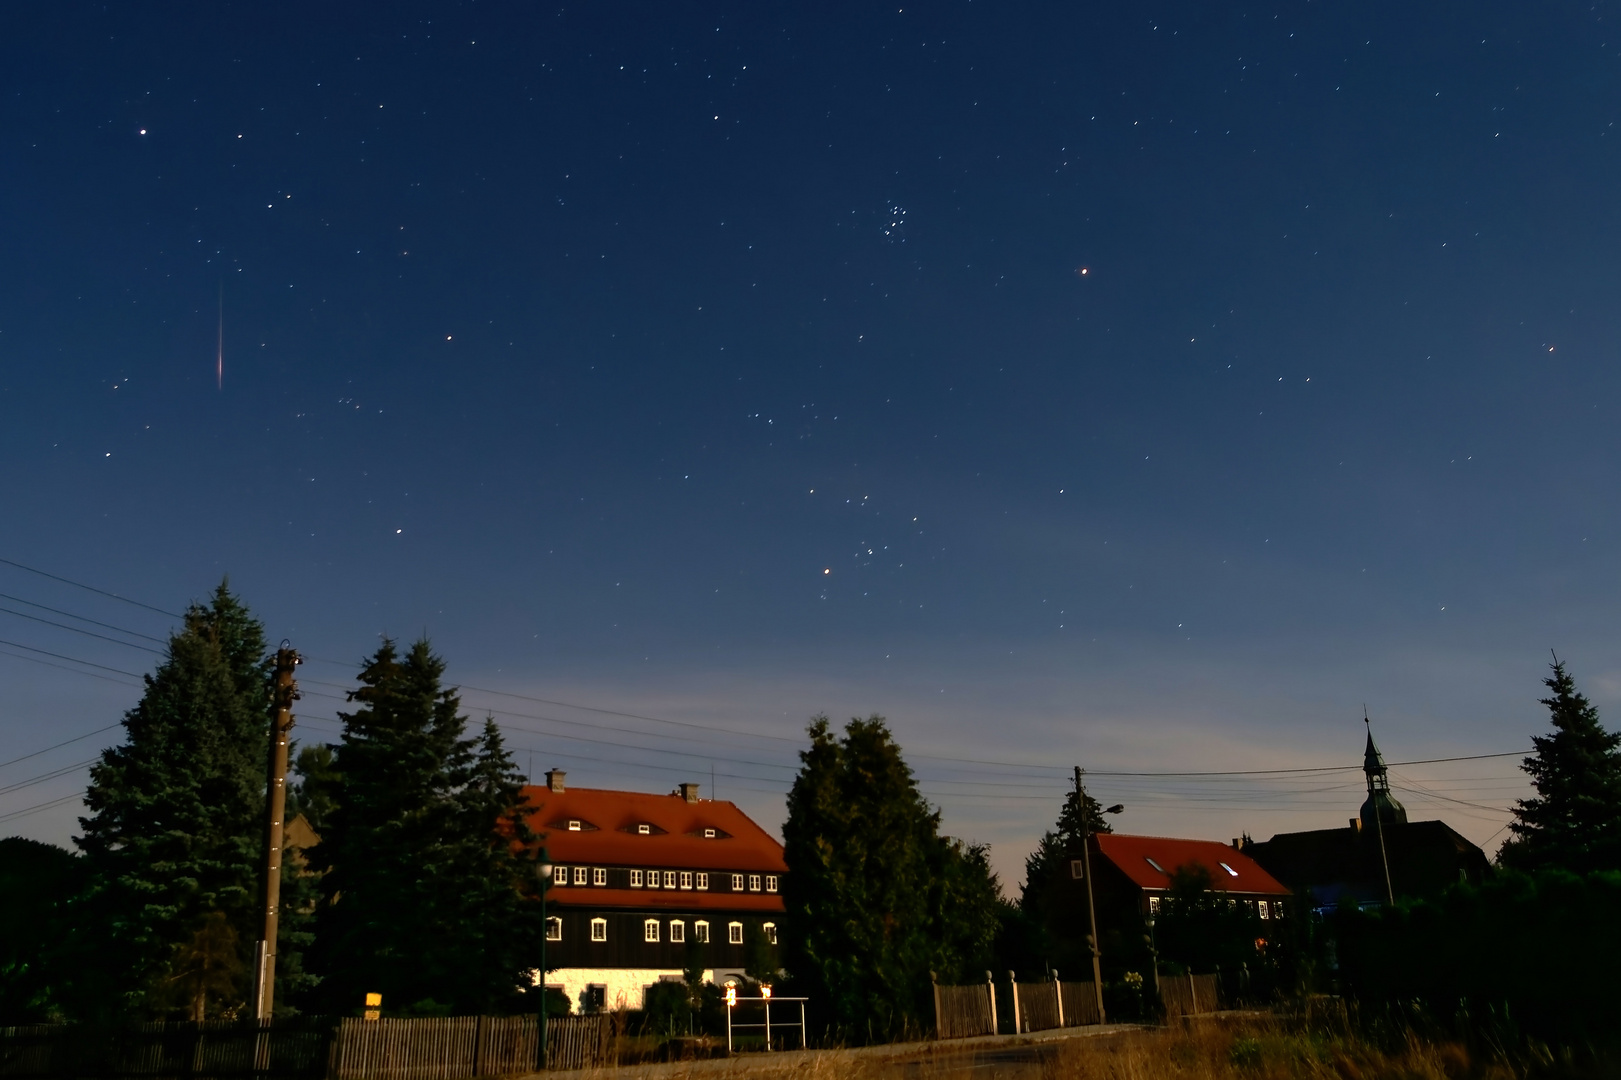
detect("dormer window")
[568,820,582,831]
[637,824,651,835]
[703,828,716,838]
[1146,857,1166,873]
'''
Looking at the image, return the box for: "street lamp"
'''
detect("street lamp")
[535,852,553,1070]
[1074,769,1124,1025]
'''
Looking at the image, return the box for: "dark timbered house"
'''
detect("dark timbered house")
[522,771,787,1012]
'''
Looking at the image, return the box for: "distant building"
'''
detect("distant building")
[1243,729,1489,909]
[1082,833,1294,924]
[520,771,786,1012]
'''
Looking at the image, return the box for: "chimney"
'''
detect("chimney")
[545,769,566,794]
[678,782,700,804]
[1350,817,1361,833]
[1231,839,1240,850]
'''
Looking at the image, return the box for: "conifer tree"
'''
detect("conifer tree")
[1502,658,1621,873]
[76,583,272,1019]
[309,640,541,1015]
[782,715,998,1041]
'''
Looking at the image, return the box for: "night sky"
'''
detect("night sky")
[4,1,1618,882]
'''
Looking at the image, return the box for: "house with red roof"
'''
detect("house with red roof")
[1084,834,1292,921]
[520,771,786,1013]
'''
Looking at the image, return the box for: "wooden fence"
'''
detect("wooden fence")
[1057,981,1101,1027]
[543,1015,614,1072]
[1159,973,1222,1017]
[0,1014,615,1079]
[932,981,997,1039]
[1013,982,1060,1032]
[0,1019,331,1079]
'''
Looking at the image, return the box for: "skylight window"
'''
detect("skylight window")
[637,824,651,835]
[1219,862,1240,877]
[1145,857,1166,873]
[567,820,581,831]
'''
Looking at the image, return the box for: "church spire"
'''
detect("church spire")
[1359,714,1408,829]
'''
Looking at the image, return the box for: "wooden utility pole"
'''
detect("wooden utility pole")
[252,645,300,1020]
[1074,767,1107,1025]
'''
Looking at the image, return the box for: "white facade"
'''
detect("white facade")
[542,967,716,1013]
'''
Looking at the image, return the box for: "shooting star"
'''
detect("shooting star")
[216,284,224,390]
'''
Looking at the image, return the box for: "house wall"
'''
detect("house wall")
[546,908,778,971]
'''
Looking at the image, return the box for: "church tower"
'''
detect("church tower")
[1359,722,1408,830]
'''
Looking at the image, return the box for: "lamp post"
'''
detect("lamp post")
[1073,767,1124,1025]
[1144,913,1161,1002]
[534,852,553,1071]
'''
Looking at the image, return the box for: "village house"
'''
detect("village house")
[522,771,787,1013]
[1080,833,1294,923]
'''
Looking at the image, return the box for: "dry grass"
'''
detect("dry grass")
[537,1015,1612,1080]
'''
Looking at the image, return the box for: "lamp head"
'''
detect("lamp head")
[1104,804,1125,815]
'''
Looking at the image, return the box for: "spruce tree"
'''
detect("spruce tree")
[76,582,272,1019]
[781,715,998,1041]
[309,640,541,1015]
[1503,658,1621,873]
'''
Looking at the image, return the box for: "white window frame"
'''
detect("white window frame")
[695,920,710,943]
[763,921,777,945]
[1148,896,1161,915]
[749,874,762,892]
[679,871,693,890]
[546,916,562,941]
[644,918,660,943]
[696,872,709,890]
[554,865,568,883]
[669,920,685,943]
[765,875,778,893]
[637,823,651,835]
[647,869,660,888]
[703,828,716,838]
[590,918,607,942]
[731,874,744,891]
[630,869,643,888]
[593,867,607,886]
[728,921,743,945]
[664,871,677,888]
[1258,900,1270,920]
[573,866,588,885]
[567,819,582,831]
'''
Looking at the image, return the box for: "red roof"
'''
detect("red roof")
[518,784,788,874]
[546,887,785,913]
[1094,833,1290,897]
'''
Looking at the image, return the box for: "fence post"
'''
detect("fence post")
[985,971,997,1036]
[1188,973,1197,1015]
[1053,969,1064,1028]
[931,972,941,1039]
[1007,972,1021,1035]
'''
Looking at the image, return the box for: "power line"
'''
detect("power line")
[0,723,121,771]
[0,790,84,825]
[0,605,166,654]
[0,638,144,679]
[0,592,169,643]
[0,645,145,687]
[0,556,181,618]
[0,758,96,798]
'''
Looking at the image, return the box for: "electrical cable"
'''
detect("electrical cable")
[0,791,85,825]
[0,723,121,771]
[0,556,181,618]
[0,592,169,642]
[0,638,143,678]
[0,605,166,654]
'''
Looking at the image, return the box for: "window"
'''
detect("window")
[546,917,562,941]
[1145,857,1166,873]
[695,921,710,943]
[696,872,709,890]
[644,919,660,943]
[637,824,651,835]
[583,984,606,1012]
[590,918,607,942]
[765,875,778,893]
[763,922,777,945]
[703,828,716,838]
[1258,900,1269,920]
[731,874,744,891]
[748,874,761,892]
[1218,861,1240,878]
[593,867,607,886]
[728,921,743,945]
[1070,859,1085,880]
[670,920,685,943]
[573,866,588,886]
[664,871,677,888]
[630,870,644,888]
[567,819,582,831]
[680,872,692,890]
[647,869,660,888]
[1148,896,1162,915]
[554,865,568,883]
